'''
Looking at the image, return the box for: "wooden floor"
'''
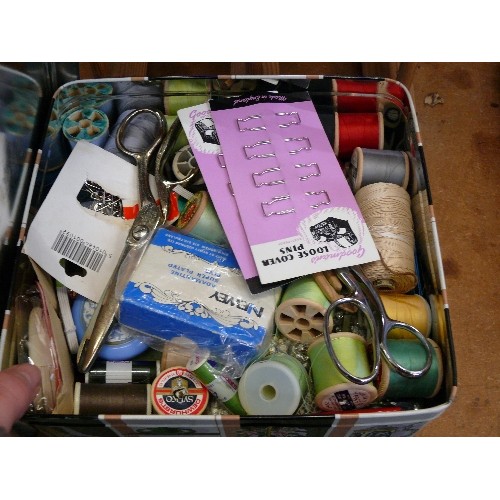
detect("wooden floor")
[410,63,499,437]
[77,62,500,437]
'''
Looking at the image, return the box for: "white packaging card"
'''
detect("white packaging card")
[24,142,141,302]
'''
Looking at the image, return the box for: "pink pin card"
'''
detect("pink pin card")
[210,93,379,284]
[177,102,289,294]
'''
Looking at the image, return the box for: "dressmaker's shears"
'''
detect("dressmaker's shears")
[323,266,433,385]
[77,109,198,373]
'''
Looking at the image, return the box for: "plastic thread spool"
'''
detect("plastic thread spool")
[348,147,410,193]
[112,81,163,116]
[72,294,148,361]
[62,107,109,149]
[377,338,443,400]
[175,190,229,247]
[187,351,246,415]
[84,360,160,384]
[275,276,333,344]
[237,353,308,415]
[380,293,432,339]
[172,145,204,186]
[151,367,209,415]
[163,79,211,115]
[308,332,378,411]
[74,382,152,415]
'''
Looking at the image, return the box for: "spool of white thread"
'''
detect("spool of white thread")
[237,353,308,415]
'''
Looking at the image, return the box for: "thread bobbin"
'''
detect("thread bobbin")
[175,190,229,247]
[381,293,432,339]
[237,353,309,415]
[73,382,152,415]
[356,182,417,294]
[348,147,410,193]
[334,112,384,160]
[376,338,443,400]
[308,332,378,411]
[275,276,333,344]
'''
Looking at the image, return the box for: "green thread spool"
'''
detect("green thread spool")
[237,353,309,415]
[275,276,333,344]
[187,352,246,416]
[380,293,432,339]
[176,190,229,247]
[308,332,378,411]
[377,338,443,400]
[163,79,211,115]
[165,115,189,150]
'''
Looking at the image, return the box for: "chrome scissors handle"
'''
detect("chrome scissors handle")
[323,267,381,385]
[76,109,166,373]
[323,266,433,385]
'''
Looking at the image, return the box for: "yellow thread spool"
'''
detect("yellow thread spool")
[380,293,432,339]
[308,332,378,411]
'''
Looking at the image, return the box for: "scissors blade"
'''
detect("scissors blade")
[76,202,162,373]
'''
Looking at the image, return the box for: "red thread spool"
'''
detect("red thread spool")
[334,112,384,161]
[332,79,382,112]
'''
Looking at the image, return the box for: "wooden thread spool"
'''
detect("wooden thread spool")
[377,338,443,400]
[332,79,382,113]
[74,382,152,415]
[163,79,212,115]
[348,147,410,193]
[308,332,378,411]
[355,182,417,293]
[334,112,384,161]
[380,293,432,339]
[175,190,229,248]
[275,276,333,344]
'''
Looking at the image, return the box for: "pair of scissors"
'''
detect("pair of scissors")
[76,109,199,373]
[322,265,433,385]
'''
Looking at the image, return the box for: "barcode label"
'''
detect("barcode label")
[51,230,107,272]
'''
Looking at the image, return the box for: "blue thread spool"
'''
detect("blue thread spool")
[72,294,148,361]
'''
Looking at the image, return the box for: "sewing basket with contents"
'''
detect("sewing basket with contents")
[2,75,457,437]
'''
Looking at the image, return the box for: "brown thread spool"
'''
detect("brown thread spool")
[74,382,152,415]
[355,182,417,293]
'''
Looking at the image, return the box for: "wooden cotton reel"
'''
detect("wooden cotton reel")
[355,182,417,294]
[348,147,410,194]
[275,276,334,344]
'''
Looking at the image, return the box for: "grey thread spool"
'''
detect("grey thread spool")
[348,147,410,193]
[104,109,161,164]
[112,81,163,116]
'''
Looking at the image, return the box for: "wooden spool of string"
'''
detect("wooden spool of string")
[355,182,417,294]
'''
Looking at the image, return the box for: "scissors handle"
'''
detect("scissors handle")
[116,108,166,207]
[380,318,433,378]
